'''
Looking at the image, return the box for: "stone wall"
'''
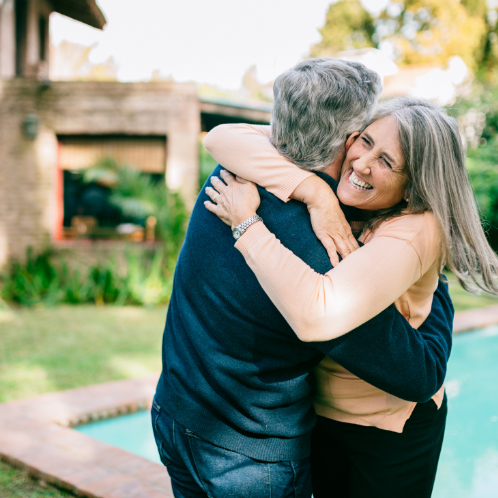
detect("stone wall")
[0,79,200,267]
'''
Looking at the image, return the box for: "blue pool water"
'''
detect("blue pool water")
[76,326,498,497]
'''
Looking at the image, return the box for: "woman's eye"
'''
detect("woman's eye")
[361,137,371,147]
[382,157,392,168]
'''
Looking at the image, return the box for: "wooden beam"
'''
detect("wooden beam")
[52,0,106,29]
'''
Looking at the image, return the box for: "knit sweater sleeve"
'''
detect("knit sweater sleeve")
[203,124,313,202]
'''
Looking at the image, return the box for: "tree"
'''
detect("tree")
[310,0,376,57]
[311,0,498,76]
[378,0,485,71]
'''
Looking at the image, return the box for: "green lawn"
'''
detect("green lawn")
[0,460,73,498]
[0,305,167,404]
[444,272,498,312]
[0,279,497,496]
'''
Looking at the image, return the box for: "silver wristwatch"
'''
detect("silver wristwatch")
[232,215,263,240]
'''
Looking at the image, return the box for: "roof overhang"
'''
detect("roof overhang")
[199,96,272,123]
[52,0,106,30]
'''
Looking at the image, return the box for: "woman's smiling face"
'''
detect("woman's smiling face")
[337,115,409,212]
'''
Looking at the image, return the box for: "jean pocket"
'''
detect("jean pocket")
[185,429,208,442]
[150,399,173,466]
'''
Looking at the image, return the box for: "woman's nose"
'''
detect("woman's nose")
[354,154,372,176]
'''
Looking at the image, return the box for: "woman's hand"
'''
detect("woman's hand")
[204,170,261,228]
[292,176,359,267]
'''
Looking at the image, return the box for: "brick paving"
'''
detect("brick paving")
[1,306,497,497]
[0,374,172,497]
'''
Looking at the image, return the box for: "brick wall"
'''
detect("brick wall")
[0,79,200,267]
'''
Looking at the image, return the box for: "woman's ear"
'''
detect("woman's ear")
[346,132,360,151]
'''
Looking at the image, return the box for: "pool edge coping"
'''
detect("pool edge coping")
[0,374,173,498]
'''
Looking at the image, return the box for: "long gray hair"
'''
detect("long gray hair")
[367,97,498,295]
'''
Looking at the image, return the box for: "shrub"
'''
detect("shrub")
[0,247,175,307]
[199,137,218,190]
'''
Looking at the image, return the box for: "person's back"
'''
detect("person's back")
[156,166,344,461]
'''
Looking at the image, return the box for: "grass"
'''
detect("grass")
[444,272,498,312]
[0,460,73,498]
[0,305,167,404]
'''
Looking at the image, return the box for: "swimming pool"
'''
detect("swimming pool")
[76,325,498,497]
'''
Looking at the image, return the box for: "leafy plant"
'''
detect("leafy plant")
[466,136,498,243]
[199,136,218,190]
[0,247,175,307]
[83,156,188,257]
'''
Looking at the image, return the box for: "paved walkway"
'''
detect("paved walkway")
[1,305,497,497]
[0,376,172,498]
[453,304,498,334]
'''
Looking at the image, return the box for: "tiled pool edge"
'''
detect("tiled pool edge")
[452,304,498,334]
[1,305,497,497]
[0,375,173,497]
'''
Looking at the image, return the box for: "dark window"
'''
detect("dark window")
[58,134,167,240]
[39,16,47,61]
[63,170,164,236]
[15,0,28,76]
[200,112,268,132]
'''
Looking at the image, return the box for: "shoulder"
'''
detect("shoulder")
[372,212,441,274]
[372,211,439,243]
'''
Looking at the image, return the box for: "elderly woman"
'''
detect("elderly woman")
[203,98,498,498]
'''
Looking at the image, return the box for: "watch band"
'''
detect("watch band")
[232,215,263,240]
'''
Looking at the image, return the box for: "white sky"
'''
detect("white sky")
[50,0,389,90]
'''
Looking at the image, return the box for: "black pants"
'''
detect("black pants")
[310,395,447,498]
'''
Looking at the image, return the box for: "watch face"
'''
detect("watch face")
[232,228,241,240]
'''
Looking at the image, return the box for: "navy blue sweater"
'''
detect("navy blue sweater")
[155,166,453,462]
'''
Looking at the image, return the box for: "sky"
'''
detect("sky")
[50,0,390,90]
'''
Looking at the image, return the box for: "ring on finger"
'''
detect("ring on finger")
[212,193,218,202]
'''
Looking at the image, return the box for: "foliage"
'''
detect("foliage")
[199,136,219,189]
[444,271,498,310]
[450,82,498,246]
[50,40,118,81]
[311,0,498,75]
[82,157,188,256]
[0,247,175,307]
[310,0,376,56]
[241,65,275,102]
[466,137,498,231]
[382,0,485,70]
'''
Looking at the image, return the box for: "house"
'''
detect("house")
[0,0,271,267]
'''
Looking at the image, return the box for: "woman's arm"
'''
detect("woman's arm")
[204,126,359,263]
[203,124,312,202]
[236,222,422,342]
[205,172,428,342]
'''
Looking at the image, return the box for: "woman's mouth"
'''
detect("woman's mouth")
[348,170,373,191]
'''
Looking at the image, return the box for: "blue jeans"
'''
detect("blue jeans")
[151,398,312,498]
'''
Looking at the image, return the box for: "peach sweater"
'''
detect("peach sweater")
[204,124,445,433]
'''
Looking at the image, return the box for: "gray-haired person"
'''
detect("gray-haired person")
[152,59,454,498]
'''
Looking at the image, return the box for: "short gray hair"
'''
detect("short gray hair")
[367,97,498,295]
[270,58,382,171]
